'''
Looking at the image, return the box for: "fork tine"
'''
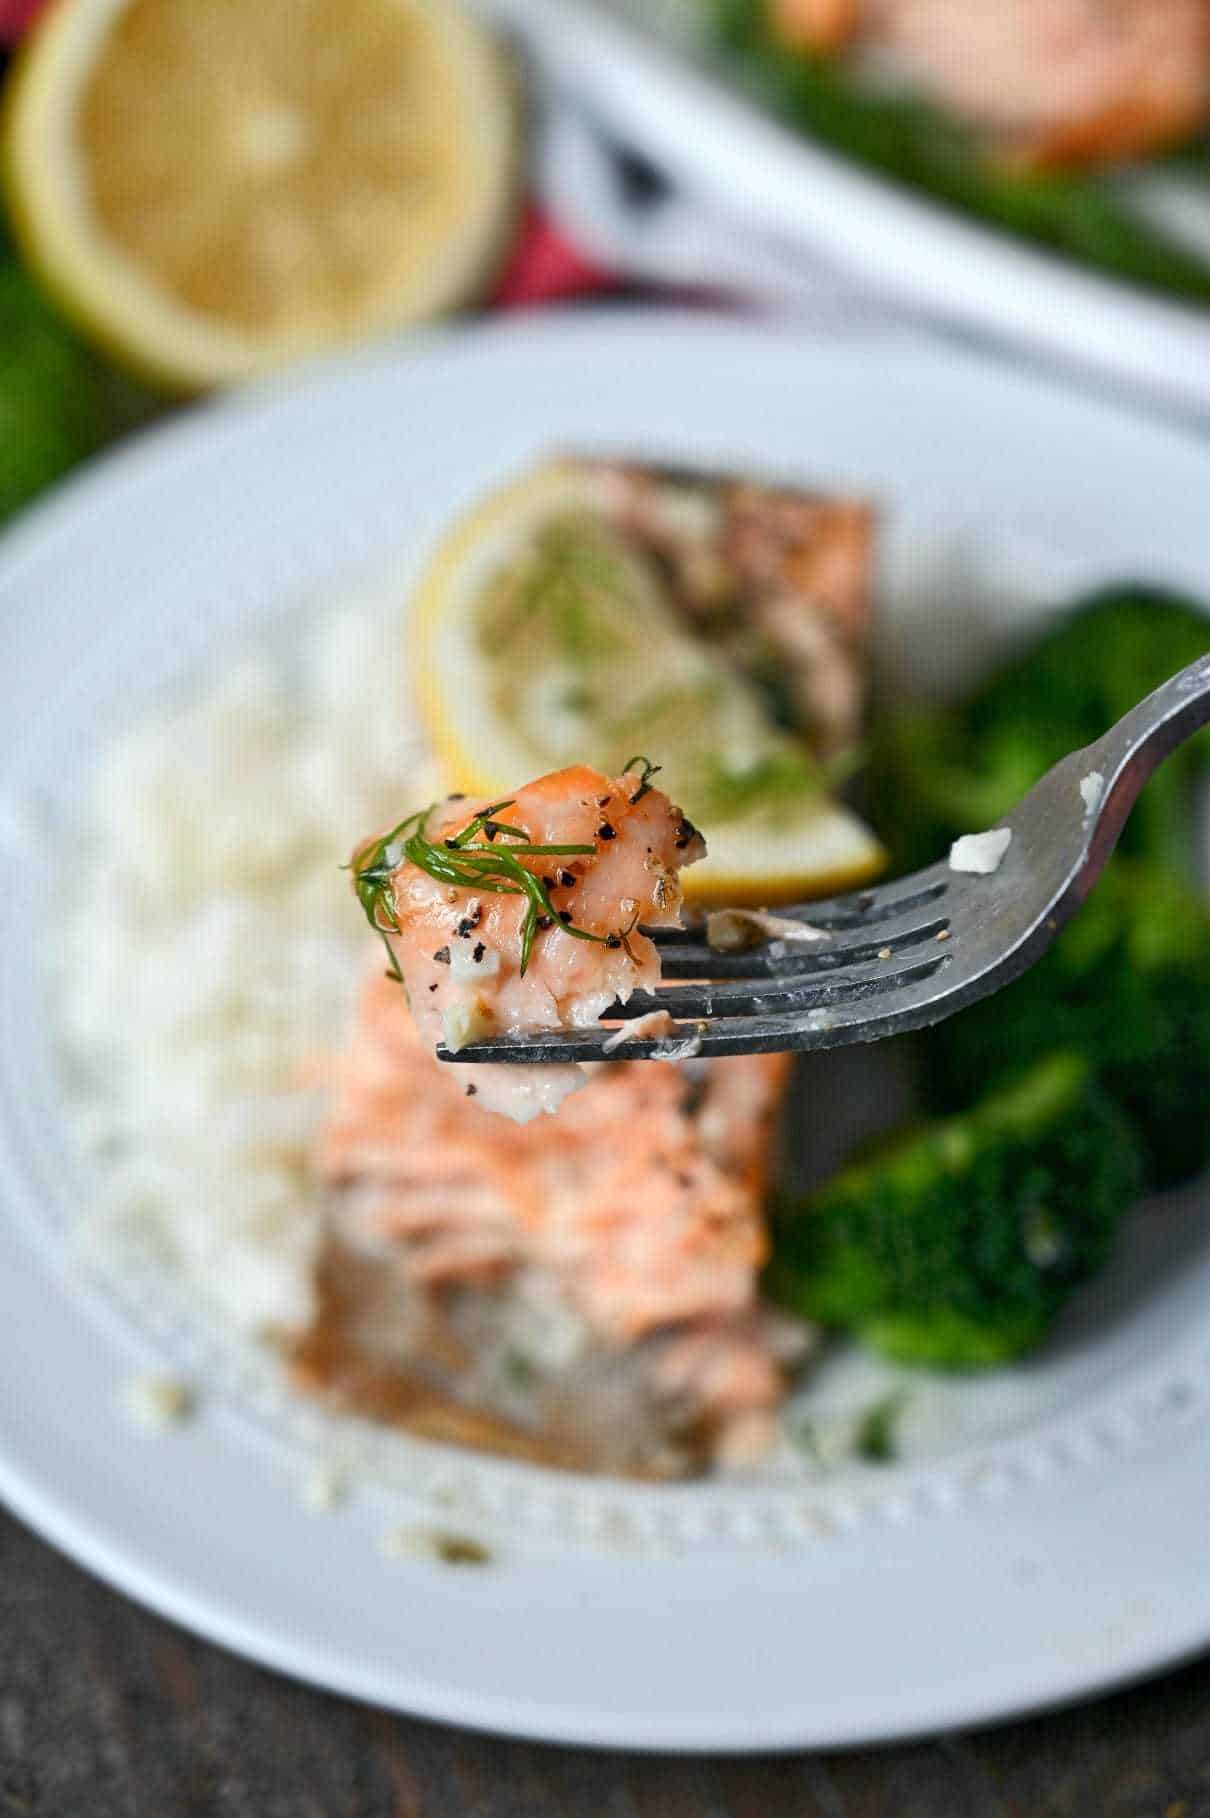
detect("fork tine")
[788,870,951,929]
[439,948,952,1062]
[439,657,1210,1067]
[439,871,957,1060]
[645,871,950,947]
[440,963,947,1063]
[655,902,951,978]
[609,949,950,1022]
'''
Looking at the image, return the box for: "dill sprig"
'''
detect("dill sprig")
[622,755,661,803]
[349,811,427,982]
[350,794,645,979]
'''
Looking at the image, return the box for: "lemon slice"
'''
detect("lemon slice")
[413,462,887,905]
[3,0,520,390]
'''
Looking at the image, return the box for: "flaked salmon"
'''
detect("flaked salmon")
[584,459,874,760]
[349,761,705,1121]
[301,970,808,1474]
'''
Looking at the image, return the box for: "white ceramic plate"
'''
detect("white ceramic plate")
[488,0,1210,421]
[1,312,1210,1752]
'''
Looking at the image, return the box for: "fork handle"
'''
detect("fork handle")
[1082,651,1210,860]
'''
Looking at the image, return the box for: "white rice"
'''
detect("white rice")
[58,591,444,1338]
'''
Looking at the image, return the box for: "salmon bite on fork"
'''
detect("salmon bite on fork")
[439,655,1210,1070]
[348,759,706,1121]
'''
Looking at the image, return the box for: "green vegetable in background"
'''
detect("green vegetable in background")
[0,258,105,525]
[964,586,1210,882]
[929,863,1210,1189]
[866,586,1210,881]
[781,583,1210,1376]
[706,0,1210,305]
[853,1390,910,1464]
[768,1053,1144,1370]
[862,587,1210,1192]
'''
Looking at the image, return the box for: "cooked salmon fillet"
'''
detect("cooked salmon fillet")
[350,762,705,1122]
[768,0,1210,168]
[584,459,874,760]
[297,971,809,1476]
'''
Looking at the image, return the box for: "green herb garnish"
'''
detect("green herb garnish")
[854,1390,910,1465]
[503,1349,537,1389]
[350,796,646,980]
[432,1532,493,1566]
[481,516,628,665]
[349,814,419,983]
[785,1414,827,1468]
[622,754,662,803]
[697,746,821,819]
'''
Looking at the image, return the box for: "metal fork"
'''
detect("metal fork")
[438,655,1210,1065]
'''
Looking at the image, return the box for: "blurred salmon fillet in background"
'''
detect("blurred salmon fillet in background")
[768,0,1210,167]
[294,972,807,1477]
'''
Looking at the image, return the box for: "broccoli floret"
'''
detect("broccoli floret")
[767,1053,1144,1369]
[929,861,1210,1187]
[866,586,1210,879]
[0,259,105,525]
[967,584,1210,748]
[863,702,1013,877]
[967,585,1210,877]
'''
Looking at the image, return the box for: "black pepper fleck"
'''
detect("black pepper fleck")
[597,821,616,840]
[557,869,576,889]
[465,1084,478,1097]
[535,916,553,932]
[455,906,482,937]
[558,909,573,924]
[428,983,439,993]
[472,941,486,962]
[605,933,621,949]
[432,947,451,965]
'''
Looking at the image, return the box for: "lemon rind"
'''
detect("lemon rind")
[3,0,522,392]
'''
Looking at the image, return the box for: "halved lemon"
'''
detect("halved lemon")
[413,462,887,905]
[3,0,520,390]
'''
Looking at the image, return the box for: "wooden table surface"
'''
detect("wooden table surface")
[3,1507,1208,1818]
